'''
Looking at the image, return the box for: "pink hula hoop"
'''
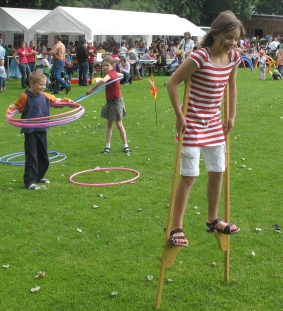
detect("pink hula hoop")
[6,101,85,128]
[69,167,140,187]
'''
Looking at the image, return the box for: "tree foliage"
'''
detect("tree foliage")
[254,0,283,15]
[0,0,278,25]
[112,0,159,12]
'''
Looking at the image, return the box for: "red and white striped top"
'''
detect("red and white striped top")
[183,47,240,147]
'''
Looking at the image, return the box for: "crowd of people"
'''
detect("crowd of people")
[237,35,283,80]
[2,32,283,92]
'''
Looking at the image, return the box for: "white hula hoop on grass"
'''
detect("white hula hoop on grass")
[69,167,140,187]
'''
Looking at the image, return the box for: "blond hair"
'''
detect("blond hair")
[29,71,47,84]
[102,55,115,66]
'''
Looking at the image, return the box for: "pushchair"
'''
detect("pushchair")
[48,66,70,91]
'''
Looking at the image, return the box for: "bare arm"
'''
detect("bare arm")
[86,78,106,95]
[12,51,19,63]
[226,66,238,133]
[166,58,198,135]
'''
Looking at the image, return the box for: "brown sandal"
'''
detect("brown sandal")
[206,217,240,235]
[169,228,189,247]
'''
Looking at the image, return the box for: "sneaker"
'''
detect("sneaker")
[124,147,132,154]
[103,147,110,154]
[124,82,129,85]
[38,178,50,184]
[25,183,41,190]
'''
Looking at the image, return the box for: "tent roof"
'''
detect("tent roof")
[27,6,205,40]
[0,7,51,33]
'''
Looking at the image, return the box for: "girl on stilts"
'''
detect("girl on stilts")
[167,11,244,247]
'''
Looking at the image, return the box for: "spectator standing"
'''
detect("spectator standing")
[65,54,73,82]
[0,58,6,92]
[0,37,6,61]
[13,41,31,89]
[258,50,267,80]
[41,54,51,88]
[76,39,89,86]
[7,44,15,66]
[26,40,37,72]
[87,40,97,85]
[44,35,71,95]
[268,38,279,60]
[177,32,194,63]
[39,43,47,54]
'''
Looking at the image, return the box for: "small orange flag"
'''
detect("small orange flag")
[149,74,158,100]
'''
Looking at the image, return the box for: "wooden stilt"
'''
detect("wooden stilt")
[155,79,191,310]
[213,83,231,282]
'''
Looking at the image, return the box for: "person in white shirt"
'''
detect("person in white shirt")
[0,38,5,60]
[177,32,194,63]
[119,57,131,84]
[268,38,279,59]
[119,42,128,58]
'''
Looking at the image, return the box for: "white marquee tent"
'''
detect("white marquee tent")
[0,7,51,38]
[26,6,205,44]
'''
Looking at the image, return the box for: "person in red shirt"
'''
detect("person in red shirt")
[87,40,97,85]
[86,56,131,154]
[26,40,37,72]
[12,41,31,88]
[167,10,243,247]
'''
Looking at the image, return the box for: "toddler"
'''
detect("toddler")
[0,59,6,92]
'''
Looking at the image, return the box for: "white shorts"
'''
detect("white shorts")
[180,144,226,176]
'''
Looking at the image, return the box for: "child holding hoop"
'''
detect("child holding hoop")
[86,56,131,154]
[7,71,74,190]
[167,11,243,247]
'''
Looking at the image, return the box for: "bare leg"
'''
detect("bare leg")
[106,120,114,145]
[171,175,196,243]
[89,71,94,84]
[207,172,223,222]
[116,120,127,145]
[207,171,238,231]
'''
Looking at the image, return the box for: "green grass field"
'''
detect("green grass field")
[0,68,282,311]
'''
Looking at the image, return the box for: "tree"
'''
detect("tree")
[254,0,283,15]
[111,0,159,12]
[199,0,259,25]
[0,0,258,24]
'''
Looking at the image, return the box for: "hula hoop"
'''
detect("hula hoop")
[6,101,85,128]
[74,77,123,103]
[0,150,66,165]
[240,56,254,71]
[69,167,140,187]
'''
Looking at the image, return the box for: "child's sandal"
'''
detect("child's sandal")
[102,147,110,154]
[124,147,132,154]
[206,217,240,235]
[169,228,189,247]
